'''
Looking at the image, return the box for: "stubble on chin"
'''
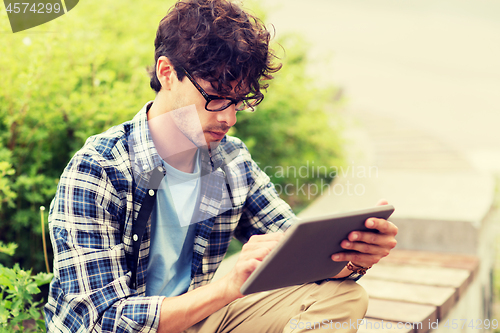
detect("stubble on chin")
[169,104,206,147]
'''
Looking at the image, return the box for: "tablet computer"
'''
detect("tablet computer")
[240,205,395,295]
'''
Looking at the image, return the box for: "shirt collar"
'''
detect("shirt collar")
[129,102,163,181]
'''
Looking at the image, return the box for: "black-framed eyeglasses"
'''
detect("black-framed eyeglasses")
[181,67,261,112]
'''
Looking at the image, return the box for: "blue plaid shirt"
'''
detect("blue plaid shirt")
[44,102,295,332]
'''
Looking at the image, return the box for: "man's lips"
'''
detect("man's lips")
[207,131,226,140]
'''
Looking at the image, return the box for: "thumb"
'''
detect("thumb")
[376,199,389,206]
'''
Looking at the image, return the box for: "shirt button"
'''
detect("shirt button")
[157,166,164,172]
[148,189,154,196]
[133,234,139,242]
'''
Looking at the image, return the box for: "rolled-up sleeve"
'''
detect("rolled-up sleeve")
[44,153,165,333]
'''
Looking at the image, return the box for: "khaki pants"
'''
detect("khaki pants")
[184,280,369,333]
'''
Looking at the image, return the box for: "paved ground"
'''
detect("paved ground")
[262,0,500,174]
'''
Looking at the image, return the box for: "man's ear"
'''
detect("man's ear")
[156,56,177,91]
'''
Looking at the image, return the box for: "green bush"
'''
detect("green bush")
[0,0,344,274]
[0,242,53,332]
[0,0,169,273]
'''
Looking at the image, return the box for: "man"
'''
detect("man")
[44,0,398,332]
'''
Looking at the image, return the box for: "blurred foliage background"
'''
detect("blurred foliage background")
[0,0,344,302]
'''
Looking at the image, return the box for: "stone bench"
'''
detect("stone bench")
[357,249,480,333]
[213,248,481,333]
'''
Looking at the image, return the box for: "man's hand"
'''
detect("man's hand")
[158,233,284,333]
[332,199,398,271]
[222,233,284,299]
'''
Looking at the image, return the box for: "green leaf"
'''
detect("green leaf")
[0,242,17,256]
[36,319,46,331]
[0,303,11,322]
[34,272,53,286]
[2,300,12,310]
[26,282,40,294]
[0,275,13,290]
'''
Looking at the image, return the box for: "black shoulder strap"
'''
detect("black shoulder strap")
[130,167,164,289]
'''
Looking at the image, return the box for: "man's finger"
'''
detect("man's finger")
[247,232,284,244]
[340,238,392,257]
[239,246,275,262]
[376,199,389,206]
[363,218,398,236]
[241,239,278,254]
[348,230,397,247]
[331,252,380,268]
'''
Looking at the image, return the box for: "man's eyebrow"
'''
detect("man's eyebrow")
[203,81,223,94]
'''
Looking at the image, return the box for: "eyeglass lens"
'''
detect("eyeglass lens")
[207,99,255,112]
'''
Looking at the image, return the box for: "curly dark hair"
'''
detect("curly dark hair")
[149,0,281,103]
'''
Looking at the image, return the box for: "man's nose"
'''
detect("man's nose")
[216,104,237,128]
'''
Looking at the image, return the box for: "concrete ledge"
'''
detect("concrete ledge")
[389,218,479,255]
[359,249,479,333]
[299,171,494,224]
[297,169,495,256]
